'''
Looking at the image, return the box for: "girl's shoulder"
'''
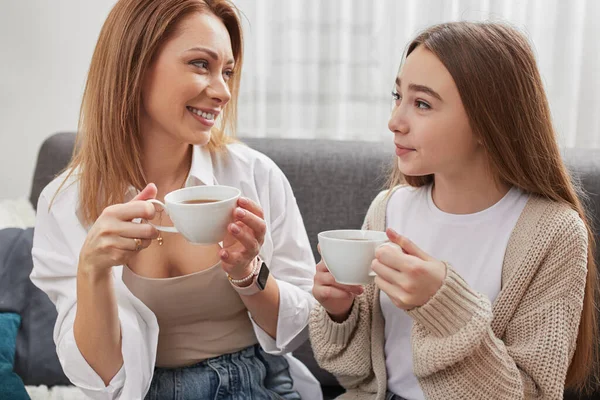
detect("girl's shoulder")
[518,195,587,243]
[363,184,427,230]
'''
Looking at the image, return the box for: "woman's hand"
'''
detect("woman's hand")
[78,184,159,277]
[312,245,364,323]
[373,228,447,310]
[220,197,267,280]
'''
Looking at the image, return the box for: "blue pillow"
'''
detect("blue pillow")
[0,313,30,400]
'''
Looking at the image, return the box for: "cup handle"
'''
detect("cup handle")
[369,240,393,277]
[146,199,178,233]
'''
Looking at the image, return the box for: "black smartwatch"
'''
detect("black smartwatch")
[256,259,270,291]
[229,258,269,296]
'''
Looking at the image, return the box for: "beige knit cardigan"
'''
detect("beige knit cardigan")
[309,189,588,400]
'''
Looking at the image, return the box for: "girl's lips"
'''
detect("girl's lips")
[395,144,415,157]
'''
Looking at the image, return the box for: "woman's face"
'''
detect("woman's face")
[388,45,482,178]
[140,12,234,146]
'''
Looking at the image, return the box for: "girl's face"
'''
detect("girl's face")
[140,12,234,146]
[389,45,483,179]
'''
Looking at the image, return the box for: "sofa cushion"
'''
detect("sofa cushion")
[0,228,69,386]
[0,313,30,399]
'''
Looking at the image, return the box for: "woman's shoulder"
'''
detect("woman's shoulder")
[37,168,80,211]
[33,169,84,252]
[220,142,281,175]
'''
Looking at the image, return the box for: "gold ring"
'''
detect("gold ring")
[133,238,142,251]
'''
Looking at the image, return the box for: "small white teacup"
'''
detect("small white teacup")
[318,229,389,285]
[147,185,240,245]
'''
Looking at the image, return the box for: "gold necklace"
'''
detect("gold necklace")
[156,210,164,246]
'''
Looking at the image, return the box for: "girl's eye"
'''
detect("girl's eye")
[391,90,401,101]
[416,100,431,110]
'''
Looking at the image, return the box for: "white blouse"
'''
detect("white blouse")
[30,142,322,400]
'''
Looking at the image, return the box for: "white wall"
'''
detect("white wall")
[2,1,598,200]
[0,0,117,200]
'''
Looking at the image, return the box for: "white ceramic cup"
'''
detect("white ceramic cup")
[317,229,389,285]
[146,185,241,245]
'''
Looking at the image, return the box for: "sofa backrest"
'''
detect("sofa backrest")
[28,133,600,394]
[31,133,600,268]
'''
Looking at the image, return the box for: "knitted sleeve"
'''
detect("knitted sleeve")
[308,190,389,389]
[407,207,588,399]
[309,285,377,389]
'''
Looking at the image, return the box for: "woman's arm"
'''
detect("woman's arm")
[235,164,318,352]
[30,183,159,399]
[74,268,123,386]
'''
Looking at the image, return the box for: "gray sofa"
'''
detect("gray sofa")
[7,132,600,398]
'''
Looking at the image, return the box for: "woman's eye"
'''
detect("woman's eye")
[191,60,209,69]
[391,91,401,101]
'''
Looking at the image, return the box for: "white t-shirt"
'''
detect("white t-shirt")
[381,184,530,400]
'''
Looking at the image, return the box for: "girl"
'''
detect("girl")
[310,22,597,400]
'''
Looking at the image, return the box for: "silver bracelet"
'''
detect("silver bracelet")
[227,258,259,285]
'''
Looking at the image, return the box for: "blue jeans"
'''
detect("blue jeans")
[145,344,300,400]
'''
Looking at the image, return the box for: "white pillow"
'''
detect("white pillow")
[25,385,87,400]
[0,198,35,230]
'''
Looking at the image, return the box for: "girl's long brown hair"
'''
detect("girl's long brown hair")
[58,0,243,225]
[388,22,598,393]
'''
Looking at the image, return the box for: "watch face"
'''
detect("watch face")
[256,262,269,290]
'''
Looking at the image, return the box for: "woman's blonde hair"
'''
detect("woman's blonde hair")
[388,21,598,392]
[59,0,243,225]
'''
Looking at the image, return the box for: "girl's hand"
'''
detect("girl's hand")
[373,228,447,310]
[312,246,364,322]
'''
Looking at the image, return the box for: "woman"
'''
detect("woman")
[30,0,321,399]
[309,22,598,400]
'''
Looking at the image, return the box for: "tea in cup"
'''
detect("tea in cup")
[147,185,240,244]
[317,229,389,285]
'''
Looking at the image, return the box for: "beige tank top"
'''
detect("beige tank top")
[122,262,258,368]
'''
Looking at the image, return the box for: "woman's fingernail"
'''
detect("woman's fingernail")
[231,224,241,234]
[235,208,246,218]
[239,197,248,205]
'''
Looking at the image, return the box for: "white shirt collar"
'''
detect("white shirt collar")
[125,145,215,200]
[186,144,215,187]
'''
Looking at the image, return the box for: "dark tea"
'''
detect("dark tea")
[180,199,219,204]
